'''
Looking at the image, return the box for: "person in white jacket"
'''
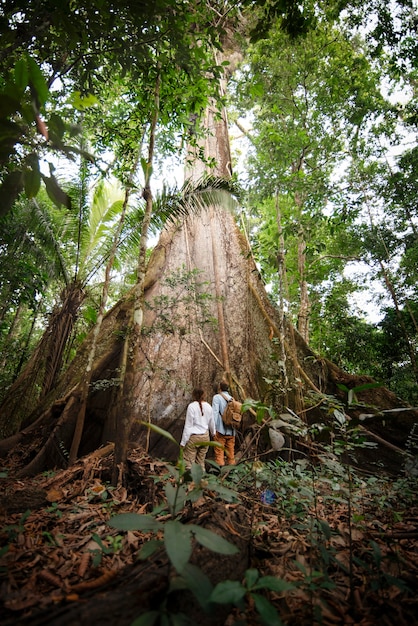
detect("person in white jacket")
[180,388,215,470]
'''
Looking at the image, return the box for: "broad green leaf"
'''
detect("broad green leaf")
[249,82,264,98]
[41,174,71,208]
[138,538,163,560]
[180,562,214,611]
[108,513,162,532]
[48,113,66,143]
[169,613,191,626]
[244,568,260,588]
[24,166,41,198]
[131,610,159,626]
[164,520,192,573]
[205,482,239,503]
[318,519,332,540]
[190,525,239,555]
[14,59,28,91]
[27,56,49,106]
[140,421,178,445]
[352,382,383,394]
[190,463,204,484]
[252,593,283,626]
[336,383,349,393]
[210,580,246,605]
[370,540,381,567]
[0,169,24,217]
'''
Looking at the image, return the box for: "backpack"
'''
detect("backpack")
[220,393,243,428]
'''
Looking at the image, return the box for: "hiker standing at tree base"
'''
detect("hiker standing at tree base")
[212,381,236,466]
[180,388,215,470]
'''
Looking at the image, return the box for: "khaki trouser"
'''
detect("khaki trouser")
[183,431,210,470]
[214,432,235,466]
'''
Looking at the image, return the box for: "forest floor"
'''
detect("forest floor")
[0,444,417,626]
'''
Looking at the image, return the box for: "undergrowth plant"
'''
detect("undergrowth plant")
[234,387,416,621]
[105,397,416,625]
[108,422,292,626]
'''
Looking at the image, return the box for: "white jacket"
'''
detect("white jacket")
[180,400,215,446]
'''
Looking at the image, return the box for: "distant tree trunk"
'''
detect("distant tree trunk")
[0,283,85,437]
[297,233,310,344]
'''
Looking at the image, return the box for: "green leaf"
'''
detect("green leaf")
[141,157,150,177]
[27,56,49,106]
[370,540,381,567]
[131,611,160,626]
[108,513,162,532]
[180,563,214,611]
[169,613,192,626]
[48,113,66,143]
[24,164,41,198]
[318,519,332,540]
[190,463,204,484]
[14,59,29,91]
[205,482,239,503]
[0,545,9,558]
[190,525,239,555]
[252,593,283,626]
[244,568,260,588]
[336,383,349,393]
[140,421,178,445]
[351,382,383,394]
[68,91,99,111]
[210,580,246,605]
[249,82,264,98]
[138,538,163,560]
[164,520,192,573]
[41,173,71,208]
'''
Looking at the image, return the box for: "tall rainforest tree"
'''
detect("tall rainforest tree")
[232,19,390,343]
[0,0,417,480]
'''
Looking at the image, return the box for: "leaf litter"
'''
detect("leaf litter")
[0,445,417,625]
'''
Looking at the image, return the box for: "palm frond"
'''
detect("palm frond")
[151,175,242,230]
[32,199,72,286]
[77,180,126,279]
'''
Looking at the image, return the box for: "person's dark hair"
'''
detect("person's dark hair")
[193,388,204,414]
[220,381,229,392]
